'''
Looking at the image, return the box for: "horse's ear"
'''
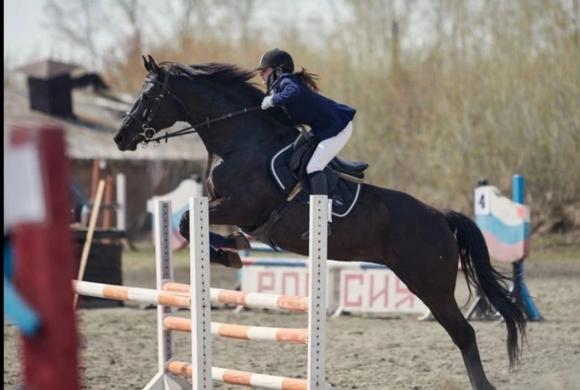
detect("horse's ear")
[142,55,150,72]
[147,55,160,74]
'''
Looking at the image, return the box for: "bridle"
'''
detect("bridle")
[124,69,282,147]
[125,70,195,146]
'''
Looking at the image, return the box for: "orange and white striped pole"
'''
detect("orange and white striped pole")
[167,361,309,390]
[163,283,309,313]
[73,280,191,308]
[163,316,308,345]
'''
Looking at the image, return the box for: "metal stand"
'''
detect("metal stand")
[465,287,502,321]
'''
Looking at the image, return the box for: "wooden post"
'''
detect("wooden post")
[73,179,105,309]
[90,160,100,200]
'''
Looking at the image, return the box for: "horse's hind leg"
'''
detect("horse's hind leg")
[386,209,496,389]
[425,295,495,390]
[393,257,493,388]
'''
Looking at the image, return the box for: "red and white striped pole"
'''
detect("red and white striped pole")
[7,125,80,389]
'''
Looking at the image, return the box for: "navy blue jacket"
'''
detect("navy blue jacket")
[271,74,356,140]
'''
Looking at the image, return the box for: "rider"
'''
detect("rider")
[257,48,356,237]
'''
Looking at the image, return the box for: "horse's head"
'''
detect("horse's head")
[114,55,188,151]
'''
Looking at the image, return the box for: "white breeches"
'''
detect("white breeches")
[306,122,353,174]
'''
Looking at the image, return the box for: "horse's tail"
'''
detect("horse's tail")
[443,209,527,368]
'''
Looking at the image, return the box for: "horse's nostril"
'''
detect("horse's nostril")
[114,134,124,144]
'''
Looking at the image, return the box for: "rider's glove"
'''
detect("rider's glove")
[261,96,274,110]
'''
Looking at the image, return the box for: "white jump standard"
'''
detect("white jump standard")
[151,196,331,389]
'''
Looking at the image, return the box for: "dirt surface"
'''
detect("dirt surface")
[4,258,580,390]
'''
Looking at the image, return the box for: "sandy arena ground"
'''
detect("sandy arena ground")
[4,258,580,389]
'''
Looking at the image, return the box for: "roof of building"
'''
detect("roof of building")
[15,59,81,79]
[3,80,207,161]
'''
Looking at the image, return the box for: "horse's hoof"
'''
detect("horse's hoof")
[224,250,243,269]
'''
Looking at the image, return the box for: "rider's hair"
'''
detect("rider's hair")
[294,68,320,92]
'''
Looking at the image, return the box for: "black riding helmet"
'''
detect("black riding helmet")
[257,49,294,73]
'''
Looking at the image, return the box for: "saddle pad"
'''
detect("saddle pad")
[270,143,361,218]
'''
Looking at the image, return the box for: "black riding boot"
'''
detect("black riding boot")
[301,172,332,240]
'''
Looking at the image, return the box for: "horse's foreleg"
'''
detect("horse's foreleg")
[177,209,247,268]
[178,201,240,239]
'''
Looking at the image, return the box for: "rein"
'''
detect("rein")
[136,71,283,147]
[142,106,261,145]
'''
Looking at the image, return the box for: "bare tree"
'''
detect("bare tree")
[216,0,256,48]
[171,0,195,44]
[169,0,214,43]
[117,0,144,58]
[42,0,104,65]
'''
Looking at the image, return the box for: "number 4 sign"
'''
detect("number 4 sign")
[474,186,493,215]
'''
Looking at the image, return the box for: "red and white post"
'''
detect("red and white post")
[7,125,80,389]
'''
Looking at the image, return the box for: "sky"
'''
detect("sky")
[4,0,54,64]
[4,0,465,74]
[3,0,351,71]
[5,0,574,72]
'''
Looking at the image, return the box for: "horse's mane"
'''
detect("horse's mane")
[160,62,260,94]
[157,61,300,129]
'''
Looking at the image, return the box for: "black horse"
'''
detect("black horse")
[114,56,526,390]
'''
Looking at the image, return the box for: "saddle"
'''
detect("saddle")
[270,132,368,218]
